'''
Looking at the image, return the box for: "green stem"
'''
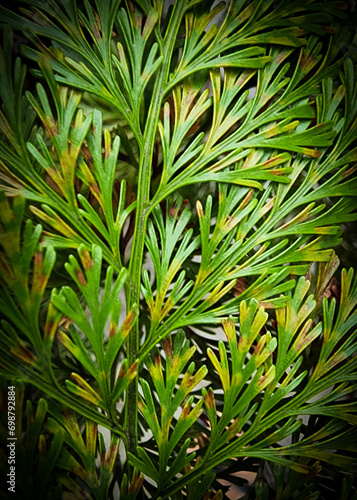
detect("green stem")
[125,1,187,455]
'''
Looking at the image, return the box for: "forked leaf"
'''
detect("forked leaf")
[133,331,207,490]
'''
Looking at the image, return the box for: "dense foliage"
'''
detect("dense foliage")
[0,0,357,498]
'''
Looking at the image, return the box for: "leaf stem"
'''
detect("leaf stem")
[125,1,187,455]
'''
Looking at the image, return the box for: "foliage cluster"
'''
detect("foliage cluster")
[0,0,357,498]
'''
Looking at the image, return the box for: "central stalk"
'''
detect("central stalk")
[125,2,187,455]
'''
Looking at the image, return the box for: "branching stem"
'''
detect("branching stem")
[125,1,187,456]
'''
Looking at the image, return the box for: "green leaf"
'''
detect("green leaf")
[136,331,207,490]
